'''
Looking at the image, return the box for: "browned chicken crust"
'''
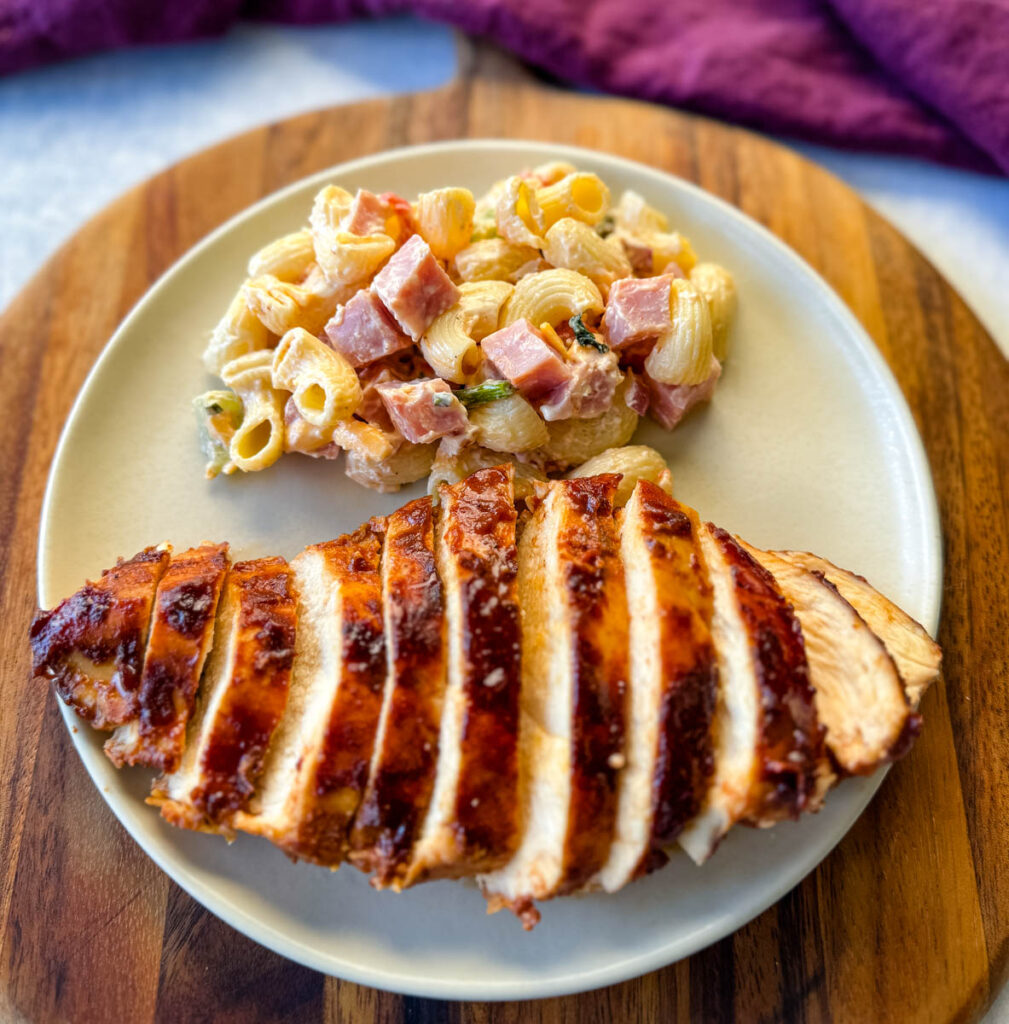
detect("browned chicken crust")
[31,546,170,729]
[105,543,230,772]
[349,497,448,887]
[286,522,387,866]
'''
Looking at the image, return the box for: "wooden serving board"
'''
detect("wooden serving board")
[2,46,1007,1024]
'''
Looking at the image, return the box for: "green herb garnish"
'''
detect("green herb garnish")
[455,379,517,408]
[595,213,616,238]
[432,392,453,407]
[569,313,609,353]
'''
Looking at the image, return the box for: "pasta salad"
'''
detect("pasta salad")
[194,162,737,493]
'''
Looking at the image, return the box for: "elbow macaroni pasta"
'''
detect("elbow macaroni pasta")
[453,239,541,284]
[689,262,737,361]
[494,176,546,249]
[203,284,274,376]
[542,218,632,297]
[536,172,610,230]
[469,393,549,453]
[195,162,735,491]
[421,281,513,382]
[271,327,361,429]
[566,445,673,506]
[220,350,287,473]
[414,187,476,260]
[243,274,341,336]
[500,268,604,329]
[644,278,714,386]
[247,230,316,282]
[535,378,639,466]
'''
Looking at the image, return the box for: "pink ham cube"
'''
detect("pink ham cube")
[340,189,392,237]
[324,290,413,368]
[371,235,460,340]
[646,356,721,430]
[375,378,469,444]
[603,275,675,350]
[480,320,572,401]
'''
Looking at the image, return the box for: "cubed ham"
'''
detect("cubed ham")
[340,189,393,236]
[356,365,397,431]
[646,356,721,430]
[603,275,676,350]
[371,235,460,340]
[480,320,572,401]
[624,371,650,416]
[376,378,469,444]
[324,290,413,368]
[539,346,623,422]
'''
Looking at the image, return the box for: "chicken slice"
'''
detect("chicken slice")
[348,497,448,888]
[148,557,297,832]
[480,475,628,928]
[679,525,829,864]
[597,482,717,892]
[31,546,171,729]
[406,466,523,885]
[742,544,919,775]
[233,522,386,866]
[773,550,940,708]
[104,543,230,771]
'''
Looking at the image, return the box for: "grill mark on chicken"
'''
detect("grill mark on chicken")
[31,546,170,729]
[639,489,716,856]
[557,475,628,893]
[349,497,447,887]
[409,466,522,883]
[287,521,387,866]
[150,557,296,829]
[710,528,825,820]
[104,543,229,771]
[450,469,522,867]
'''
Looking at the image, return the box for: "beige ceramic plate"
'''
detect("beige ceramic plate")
[38,140,941,1000]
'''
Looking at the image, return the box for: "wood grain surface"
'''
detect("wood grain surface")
[2,45,1007,1023]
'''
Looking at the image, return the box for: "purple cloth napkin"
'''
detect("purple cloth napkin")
[2,0,1007,175]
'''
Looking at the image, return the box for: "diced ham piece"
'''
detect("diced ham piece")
[324,290,413,368]
[356,365,397,431]
[480,319,572,401]
[625,371,650,416]
[620,236,654,276]
[340,190,393,236]
[372,235,460,340]
[603,275,676,350]
[539,345,623,422]
[646,356,721,430]
[376,378,469,444]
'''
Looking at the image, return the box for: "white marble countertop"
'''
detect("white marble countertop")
[2,16,1006,1016]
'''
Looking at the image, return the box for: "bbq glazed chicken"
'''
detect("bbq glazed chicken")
[30,467,941,928]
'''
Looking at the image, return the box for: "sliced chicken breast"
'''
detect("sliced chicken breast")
[406,466,522,884]
[679,525,828,864]
[774,550,940,708]
[742,544,919,775]
[481,476,628,927]
[104,543,230,771]
[597,482,717,892]
[234,522,387,866]
[148,557,297,832]
[348,497,448,888]
[31,546,171,729]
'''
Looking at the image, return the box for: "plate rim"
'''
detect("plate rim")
[36,137,943,1001]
